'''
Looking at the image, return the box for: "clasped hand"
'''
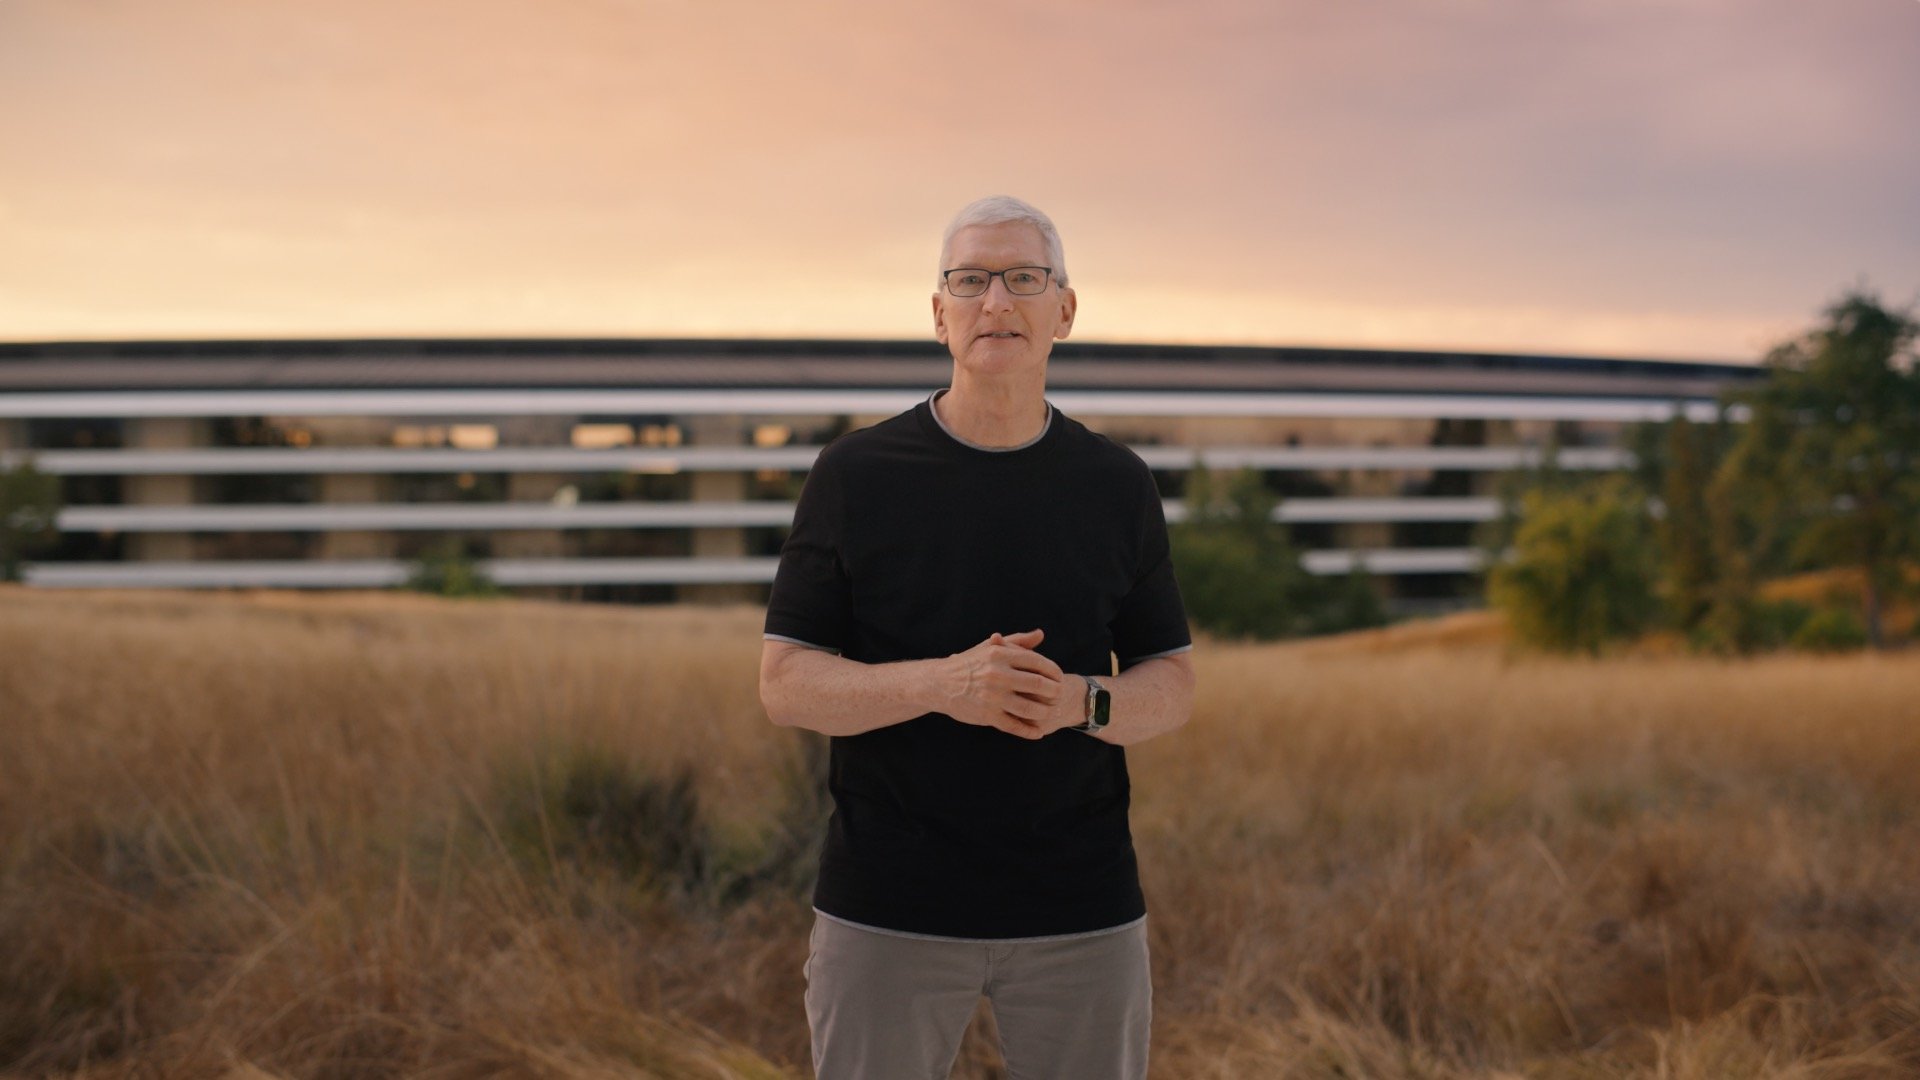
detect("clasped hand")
[941,628,1083,740]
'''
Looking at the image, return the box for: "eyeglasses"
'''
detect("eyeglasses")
[942,266,1054,297]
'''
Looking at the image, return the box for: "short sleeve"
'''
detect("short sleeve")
[1109,464,1192,669]
[764,449,853,653]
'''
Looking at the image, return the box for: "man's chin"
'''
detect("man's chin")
[957,344,1050,377]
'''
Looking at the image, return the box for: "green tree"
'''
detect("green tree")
[1488,476,1658,655]
[1620,404,1828,654]
[1722,290,1920,648]
[1315,558,1388,637]
[1692,401,1803,653]
[1170,466,1387,640]
[1169,467,1312,639]
[1655,413,1717,630]
[1,457,63,582]
[1475,433,1584,585]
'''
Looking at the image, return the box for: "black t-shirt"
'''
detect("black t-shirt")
[763,391,1192,938]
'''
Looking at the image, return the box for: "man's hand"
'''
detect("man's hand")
[939,628,1079,740]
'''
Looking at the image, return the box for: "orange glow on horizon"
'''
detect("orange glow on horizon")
[1,0,1911,364]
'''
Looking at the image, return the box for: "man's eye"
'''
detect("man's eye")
[1008,271,1040,286]
[955,273,987,286]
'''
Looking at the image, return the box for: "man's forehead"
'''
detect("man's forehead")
[947,221,1049,264]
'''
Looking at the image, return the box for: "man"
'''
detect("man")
[760,195,1196,1079]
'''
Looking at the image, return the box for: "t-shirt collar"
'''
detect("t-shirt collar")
[926,388,1054,453]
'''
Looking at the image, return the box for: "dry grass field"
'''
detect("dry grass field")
[3,584,1918,1078]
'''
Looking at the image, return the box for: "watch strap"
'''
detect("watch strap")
[1074,675,1111,734]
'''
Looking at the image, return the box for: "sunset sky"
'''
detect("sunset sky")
[2,0,1916,361]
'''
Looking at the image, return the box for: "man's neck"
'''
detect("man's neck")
[935,373,1049,449]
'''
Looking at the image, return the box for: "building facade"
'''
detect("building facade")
[0,338,1760,611]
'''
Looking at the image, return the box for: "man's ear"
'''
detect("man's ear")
[1054,285,1077,341]
[932,291,949,345]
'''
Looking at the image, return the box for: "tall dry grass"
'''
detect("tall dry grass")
[2,585,1917,1078]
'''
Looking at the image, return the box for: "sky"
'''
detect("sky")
[2,0,1916,361]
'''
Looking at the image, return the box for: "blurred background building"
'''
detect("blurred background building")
[0,338,1760,614]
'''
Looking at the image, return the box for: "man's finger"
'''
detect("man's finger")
[998,713,1046,740]
[1005,650,1065,680]
[990,713,1029,736]
[1002,694,1050,722]
[1014,672,1059,700]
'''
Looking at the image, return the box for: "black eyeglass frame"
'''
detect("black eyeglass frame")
[941,266,1055,298]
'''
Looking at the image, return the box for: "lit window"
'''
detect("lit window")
[449,424,498,451]
[753,424,792,448]
[572,424,635,449]
[391,425,450,448]
[286,429,313,448]
[639,423,683,447]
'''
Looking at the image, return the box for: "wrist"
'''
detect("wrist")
[1074,674,1111,736]
[930,654,964,716]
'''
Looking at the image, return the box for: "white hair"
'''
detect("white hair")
[938,195,1069,288]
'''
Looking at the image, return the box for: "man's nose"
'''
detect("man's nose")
[980,275,1017,311]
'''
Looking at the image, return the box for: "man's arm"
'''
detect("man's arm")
[759,629,1069,740]
[1088,651,1195,747]
[983,645,1195,747]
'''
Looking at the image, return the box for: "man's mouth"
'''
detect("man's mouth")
[980,331,1023,340]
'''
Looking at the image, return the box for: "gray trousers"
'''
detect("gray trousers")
[803,912,1151,1079]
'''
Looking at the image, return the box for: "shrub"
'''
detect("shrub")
[1169,468,1315,640]
[1311,561,1389,637]
[1475,434,1584,578]
[493,743,709,899]
[718,730,830,902]
[1169,520,1304,640]
[1488,477,1658,655]
[402,538,502,598]
[1169,467,1386,640]
[490,736,838,910]
[1692,596,1814,655]
[1791,607,1869,653]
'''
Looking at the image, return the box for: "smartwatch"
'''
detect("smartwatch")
[1074,675,1111,735]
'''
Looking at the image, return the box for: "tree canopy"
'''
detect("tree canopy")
[1723,290,1920,646]
[1,458,63,582]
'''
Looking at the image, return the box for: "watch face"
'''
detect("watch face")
[1088,679,1111,729]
